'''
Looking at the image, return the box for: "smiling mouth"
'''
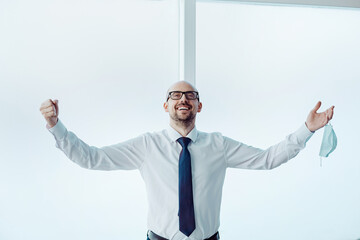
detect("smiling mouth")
[177,106,191,111]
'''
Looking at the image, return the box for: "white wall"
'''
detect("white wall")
[197,2,360,239]
[0,0,359,239]
[0,0,178,239]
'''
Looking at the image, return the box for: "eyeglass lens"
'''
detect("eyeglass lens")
[170,92,197,100]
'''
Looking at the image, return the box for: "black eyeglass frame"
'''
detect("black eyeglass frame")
[167,91,200,101]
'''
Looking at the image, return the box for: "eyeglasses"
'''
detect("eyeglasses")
[167,91,199,101]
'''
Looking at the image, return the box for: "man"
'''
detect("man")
[40,81,334,240]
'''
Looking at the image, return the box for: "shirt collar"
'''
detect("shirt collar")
[166,125,198,143]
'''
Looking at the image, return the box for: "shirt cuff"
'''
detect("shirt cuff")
[296,122,314,143]
[47,119,67,141]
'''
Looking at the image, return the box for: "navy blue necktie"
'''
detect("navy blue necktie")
[177,137,195,237]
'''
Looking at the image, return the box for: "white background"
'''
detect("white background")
[1,0,359,239]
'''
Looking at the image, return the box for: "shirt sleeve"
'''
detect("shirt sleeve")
[224,123,314,170]
[48,119,147,170]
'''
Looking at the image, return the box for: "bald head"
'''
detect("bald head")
[166,81,199,101]
[163,81,202,133]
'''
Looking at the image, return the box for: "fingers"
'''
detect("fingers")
[39,99,58,118]
[43,111,57,118]
[40,104,54,114]
[326,105,335,121]
[40,107,56,118]
[49,99,57,116]
[311,101,321,113]
[39,99,53,111]
[39,99,59,128]
[42,107,54,114]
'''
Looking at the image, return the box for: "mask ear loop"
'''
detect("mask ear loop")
[320,156,323,167]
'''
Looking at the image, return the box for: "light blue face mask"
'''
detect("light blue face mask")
[319,123,337,166]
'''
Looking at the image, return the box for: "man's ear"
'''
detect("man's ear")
[163,102,169,112]
[197,102,202,113]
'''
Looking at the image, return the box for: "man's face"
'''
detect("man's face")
[163,82,202,125]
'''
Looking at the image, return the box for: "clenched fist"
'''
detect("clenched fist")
[40,99,59,128]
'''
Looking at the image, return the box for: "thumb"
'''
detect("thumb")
[312,101,321,113]
[53,99,59,116]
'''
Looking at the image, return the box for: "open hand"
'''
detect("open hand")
[306,101,334,132]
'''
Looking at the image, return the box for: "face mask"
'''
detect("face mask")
[319,123,337,166]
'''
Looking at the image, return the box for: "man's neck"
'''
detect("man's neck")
[170,121,195,137]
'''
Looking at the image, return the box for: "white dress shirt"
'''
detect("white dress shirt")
[48,120,313,240]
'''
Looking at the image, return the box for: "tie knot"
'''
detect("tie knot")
[177,137,191,148]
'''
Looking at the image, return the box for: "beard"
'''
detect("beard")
[170,110,195,126]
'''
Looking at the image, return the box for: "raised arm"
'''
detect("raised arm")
[224,123,313,170]
[40,99,146,170]
[224,101,335,170]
